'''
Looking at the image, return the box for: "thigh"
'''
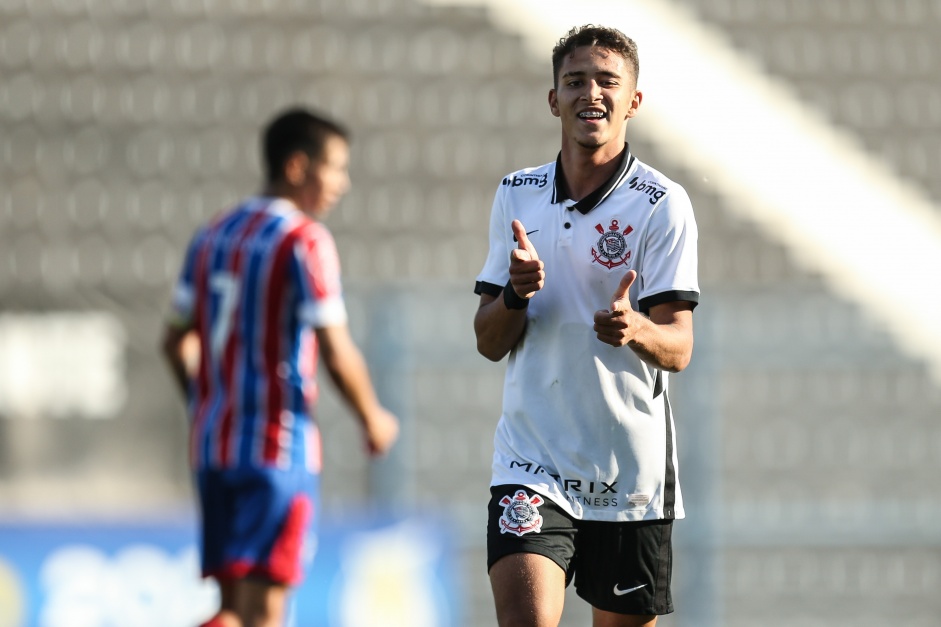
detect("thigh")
[487,485,577,578]
[490,552,566,627]
[487,485,576,626]
[573,519,674,616]
[196,469,233,579]
[592,607,658,627]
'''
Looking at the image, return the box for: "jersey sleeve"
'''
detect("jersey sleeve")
[637,185,700,313]
[295,223,348,329]
[474,182,511,296]
[167,228,206,328]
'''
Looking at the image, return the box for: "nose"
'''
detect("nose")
[582,79,603,102]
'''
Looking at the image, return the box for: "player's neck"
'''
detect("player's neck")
[558,141,626,201]
[262,181,291,199]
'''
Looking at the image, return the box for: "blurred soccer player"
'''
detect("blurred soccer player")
[161,108,399,627]
[474,26,699,626]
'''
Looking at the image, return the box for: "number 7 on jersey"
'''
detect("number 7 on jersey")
[209,272,240,360]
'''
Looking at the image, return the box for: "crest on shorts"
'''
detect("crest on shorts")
[499,490,544,536]
[591,219,634,269]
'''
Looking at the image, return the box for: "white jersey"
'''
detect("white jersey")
[475,148,699,522]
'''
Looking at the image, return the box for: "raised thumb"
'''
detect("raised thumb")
[610,269,637,311]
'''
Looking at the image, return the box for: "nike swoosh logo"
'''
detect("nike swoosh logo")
[613,583,647,596]
[512,229,539,242]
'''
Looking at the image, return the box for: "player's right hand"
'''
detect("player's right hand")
[363,407,399,457]
[508,219,545,299]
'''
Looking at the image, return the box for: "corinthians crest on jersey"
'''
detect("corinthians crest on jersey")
[499,490,545,536]
[591,219,634,269]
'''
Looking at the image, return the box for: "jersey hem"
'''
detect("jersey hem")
[493,479,683,523]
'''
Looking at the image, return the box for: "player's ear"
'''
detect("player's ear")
[548,88,560,117]
[284,151,310,187]
[626,89,642,119]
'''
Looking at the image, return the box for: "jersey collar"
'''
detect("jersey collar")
[551,144,636,214]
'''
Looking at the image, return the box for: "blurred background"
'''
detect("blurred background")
[1,0,941,625]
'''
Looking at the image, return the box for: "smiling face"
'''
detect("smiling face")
[548,45,642,159]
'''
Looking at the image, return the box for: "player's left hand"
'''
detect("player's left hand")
[363,406,400,457]
[593,269,638,347]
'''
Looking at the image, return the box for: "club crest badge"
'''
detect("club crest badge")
[591,219,634,269]
[499,490,544,536]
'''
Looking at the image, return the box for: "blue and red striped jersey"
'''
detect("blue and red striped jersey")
[170,197,347,472]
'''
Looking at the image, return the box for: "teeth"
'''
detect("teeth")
[579,111,604,119]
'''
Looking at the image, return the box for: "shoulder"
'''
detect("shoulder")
[294,218,334,245]
[623,159,693,214]
[497,161,554,192]
[289,219,339,265]
[186,205,233,251]
[258,199,330,243]
[192,198,255,243]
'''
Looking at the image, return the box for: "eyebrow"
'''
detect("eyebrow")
[560,69,622,81]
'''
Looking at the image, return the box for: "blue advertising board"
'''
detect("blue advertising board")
[0,511,459,627]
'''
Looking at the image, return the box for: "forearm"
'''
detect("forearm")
[474,292,528,362]
[318,326,385,425]
[325,349,382,421]
[316,324,398,456]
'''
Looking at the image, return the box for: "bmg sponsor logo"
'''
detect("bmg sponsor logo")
[628,177,666,205]
[502,173,549,188]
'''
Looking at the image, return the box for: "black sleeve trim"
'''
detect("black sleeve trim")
[638,290,699,315]
[474,280,503,297]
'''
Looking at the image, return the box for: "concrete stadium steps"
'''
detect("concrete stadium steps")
[723,545,941,627]
[682,189,828,288]
[668,0,941,209]
[721,374,941,501]
[635,123,941,624]
[1,0,558,285]
[3,0,941,624]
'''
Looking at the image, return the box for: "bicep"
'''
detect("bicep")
[647,301,694,338]
[314,324,355,361]
[473,291,500,334]
[477,292,498,310]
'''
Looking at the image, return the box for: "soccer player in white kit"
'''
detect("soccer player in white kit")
[474,26,700,627]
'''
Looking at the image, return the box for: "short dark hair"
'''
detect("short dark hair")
[551,25,639,89]
[262,107,349,184]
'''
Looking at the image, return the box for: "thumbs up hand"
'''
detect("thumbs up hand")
[594,270,638,347]
[609,269,636,314]
[507,219,545,301]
